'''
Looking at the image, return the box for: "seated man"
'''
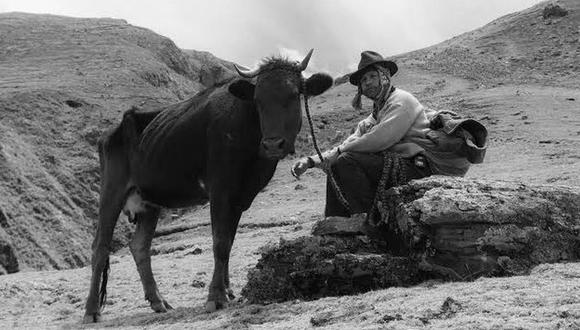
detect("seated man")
[292,50,484,217]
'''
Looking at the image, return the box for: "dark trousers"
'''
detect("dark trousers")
[324,152,432,217]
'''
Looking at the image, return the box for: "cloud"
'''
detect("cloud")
[276,47,304,63]
[275,46,315,76]
[3,0,543,76]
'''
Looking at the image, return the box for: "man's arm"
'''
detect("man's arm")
[339,103,415,153]
[306,114,375,167]
[341,114,375,145]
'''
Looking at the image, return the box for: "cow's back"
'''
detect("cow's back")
[131,83,243,207]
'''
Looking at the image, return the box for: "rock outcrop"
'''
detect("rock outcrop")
[543,4,568,19]
[371,176,580,278]
[242,176,580,303]
[0,227,19,274]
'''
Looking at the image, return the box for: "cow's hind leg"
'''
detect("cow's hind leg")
[83,164,127,323]
[130,206,173,313]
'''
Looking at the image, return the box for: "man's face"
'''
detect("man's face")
[360,70,382,98]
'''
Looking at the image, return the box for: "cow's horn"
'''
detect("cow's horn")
[235,64,261,78]
[298,49,314,71]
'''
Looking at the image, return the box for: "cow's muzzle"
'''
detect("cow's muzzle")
[260,137,289,160]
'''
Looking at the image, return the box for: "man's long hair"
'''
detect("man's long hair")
[351,65,392,110]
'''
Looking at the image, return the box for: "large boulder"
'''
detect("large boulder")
[241,235,420,304]
[373,176,580,278]
[242,176,580,303]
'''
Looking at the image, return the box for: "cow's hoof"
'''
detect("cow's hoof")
[82,312,101,324]
[151,300,173,313]
[226,289,236,301]
[205,300,225,313]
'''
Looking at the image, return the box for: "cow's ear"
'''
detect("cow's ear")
[304,73,333,96]
[228,80,255,100]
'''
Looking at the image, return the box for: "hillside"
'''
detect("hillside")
[182,49,238,86]
[397,0,579,88]
[0,12,234,273]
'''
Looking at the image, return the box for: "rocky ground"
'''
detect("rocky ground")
[0,0,579,329]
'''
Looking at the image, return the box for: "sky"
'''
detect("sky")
[0,0,542,75]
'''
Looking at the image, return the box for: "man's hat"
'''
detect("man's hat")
[349,51,398,86]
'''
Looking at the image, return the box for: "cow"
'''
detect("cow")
[83,49,333,323]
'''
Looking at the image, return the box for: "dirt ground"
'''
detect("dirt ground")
[1,69,579,329]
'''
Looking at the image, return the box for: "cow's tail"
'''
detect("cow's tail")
[99,257,110,311]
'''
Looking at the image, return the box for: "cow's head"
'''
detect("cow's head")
[228,49,333,160]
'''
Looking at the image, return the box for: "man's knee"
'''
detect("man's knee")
[331,152,358,173]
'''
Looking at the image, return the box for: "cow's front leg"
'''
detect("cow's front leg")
[129,207,173,313]
[224,258,236,301]
[206,194,242,312]
[218,158,276,305]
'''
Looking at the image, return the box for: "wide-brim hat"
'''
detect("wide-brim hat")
[349,50,398,85]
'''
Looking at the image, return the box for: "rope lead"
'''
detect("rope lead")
[302,79,352,214]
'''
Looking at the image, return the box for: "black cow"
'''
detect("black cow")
[83,50,333,323]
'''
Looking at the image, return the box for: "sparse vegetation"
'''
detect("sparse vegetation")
[543,4,568,19]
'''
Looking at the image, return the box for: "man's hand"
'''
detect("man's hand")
[291,148,342,178]
[291,157,313,179]
[357,117,375,135]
